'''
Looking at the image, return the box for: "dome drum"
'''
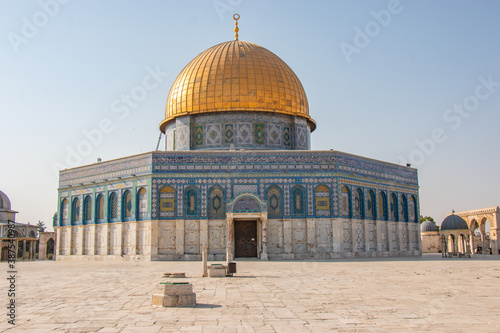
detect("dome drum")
[163,111,311,151]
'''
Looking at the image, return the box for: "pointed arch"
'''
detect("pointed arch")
[378,191,388,221]
[366,189,376,219]
[409,195,417,222]
[109,192,118,221]
[209,185,226,219]
[267,186,282,218]
[83,195,92,224]
[137,187,148,220]
[185,187,199,217]
[354,188,364,218]
[159,185,176,218]
[122,190,132,220]
[96,194,105,222]
[291,185,305,217]
[400,194,408,222]
[341,186,351,217]
[389,193,398,221]
[71,198,80,225]
[314,185,330,217]
[60,198,69,226]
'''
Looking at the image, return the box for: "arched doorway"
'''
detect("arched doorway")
[226,193,269,260]
[482,218,492,254]
[46,238,55,260]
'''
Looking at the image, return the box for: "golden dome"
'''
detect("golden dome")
[160,40,315,133]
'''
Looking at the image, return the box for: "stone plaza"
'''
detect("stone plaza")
[1,255,499,332]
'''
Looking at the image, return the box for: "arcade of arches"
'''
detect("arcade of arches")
[456,206,499,255]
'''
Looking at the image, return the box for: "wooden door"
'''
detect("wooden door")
[234,220,257,257]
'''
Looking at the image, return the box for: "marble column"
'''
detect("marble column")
[261,215,268,260]
[306,218,316,255]
[226,215,234,259]
[283,219,292,254]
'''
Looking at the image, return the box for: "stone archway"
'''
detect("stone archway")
[226,193,268,260]
[455,207,499,256]
[38,232,56,260]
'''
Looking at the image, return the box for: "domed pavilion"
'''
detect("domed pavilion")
[55,16,421,261]
[0,190,39,261]
[440,213,471,257]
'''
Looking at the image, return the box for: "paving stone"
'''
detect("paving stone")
[2,255,500,331]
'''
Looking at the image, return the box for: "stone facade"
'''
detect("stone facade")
[55,150,421,261]
[421,231,440,253]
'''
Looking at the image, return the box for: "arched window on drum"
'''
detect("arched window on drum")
[314,185,330,217]
[159,186,176,218]
[267,186,282,218]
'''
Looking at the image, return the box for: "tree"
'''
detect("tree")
[419,215,435,223]
[36,220,46,232]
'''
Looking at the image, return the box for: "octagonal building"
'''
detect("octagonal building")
[55,22,421,260]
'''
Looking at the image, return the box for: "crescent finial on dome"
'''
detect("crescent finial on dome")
[233,13,240,40]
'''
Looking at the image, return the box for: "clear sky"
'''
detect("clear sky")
[1,0,499,231]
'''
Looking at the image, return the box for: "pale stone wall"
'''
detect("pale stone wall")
[56,218,422,261]
[208,220,226,255]
[421,231,440,253]
[158,221,176,255]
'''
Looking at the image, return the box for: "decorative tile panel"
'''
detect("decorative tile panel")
[201,185,207,217]
[234,197,261,212]
[283,127,291,146]
[296,126,307,149]
[224,123,234,144]
[267,123,281,145]
[176,125,189,150]
[206,124,221,146]
[236,123,252,144]
[233,184,258,196]
[194,125,203,146]
[255,123,265,144]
